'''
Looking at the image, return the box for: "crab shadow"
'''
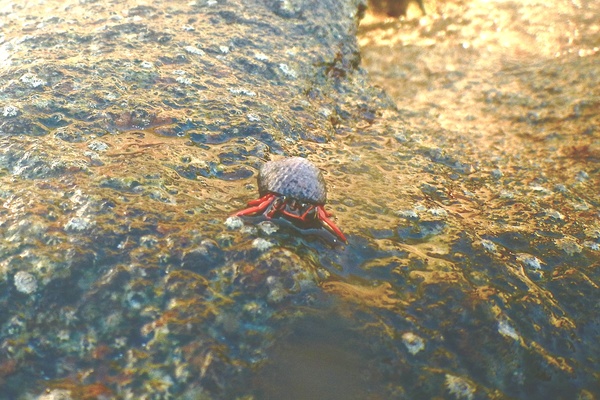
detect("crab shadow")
[239,215,401,283]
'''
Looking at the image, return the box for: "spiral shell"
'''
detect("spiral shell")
[258,157,327,204]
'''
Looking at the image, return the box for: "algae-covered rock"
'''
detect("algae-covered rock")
[1,0,599,398]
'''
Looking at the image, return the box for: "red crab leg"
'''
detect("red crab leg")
[234,193,276,216]
[279,205,316,221]
[316,205,347,243]
[297,205,316,221]
[246,193,275,207]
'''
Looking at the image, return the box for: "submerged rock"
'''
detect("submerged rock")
[0,0,599,398]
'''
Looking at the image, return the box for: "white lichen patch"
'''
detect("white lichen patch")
[38,388,73,400]
[64,217,95,232]
[184,45,205,56]
[499,190,514,199]
[176,76,192,85]
[445,374,475,400]
[516,253,542,270]
[401,332,425,355]
[497,318,520,341]
[583,241,599,251]
[252,238,274,251]
[427,207,448,217]
[70,190,91,207]
[279,63,297,78]
[530,185,552,195]
[396,209,419,219]
[229,87,256,97]
[254,52,269,61]
[258,221,278,235]
[3,104,18,117]
[20,72,46,88]
[87,140,109,152]
[481,239,497,253]
[14,271,37,294]
[224,216,244,230]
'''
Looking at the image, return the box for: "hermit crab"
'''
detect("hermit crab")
[233,157,347,243]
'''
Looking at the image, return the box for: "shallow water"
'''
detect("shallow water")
[0,0,599,399]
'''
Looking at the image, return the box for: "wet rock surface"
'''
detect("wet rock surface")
[359,0,600,398]
[0,0,598,399]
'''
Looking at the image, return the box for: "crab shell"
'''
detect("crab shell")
[258,157,327,205]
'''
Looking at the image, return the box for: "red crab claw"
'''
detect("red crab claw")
[234,193,276,216]
[316,205,347,243]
